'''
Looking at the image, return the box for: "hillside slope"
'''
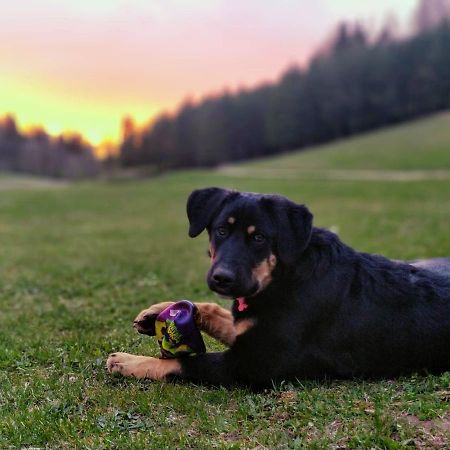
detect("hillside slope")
[228,111,450,173]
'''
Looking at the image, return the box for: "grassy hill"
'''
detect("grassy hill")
[251,111,450,171]
[1,112,450,448]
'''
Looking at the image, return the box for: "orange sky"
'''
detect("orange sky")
[0,0,417,147]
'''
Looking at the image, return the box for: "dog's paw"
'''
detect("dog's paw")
[106,352,151,378]
[106,352,181,379]
[133,301,174,335]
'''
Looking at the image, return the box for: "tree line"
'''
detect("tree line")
[0,116,100,178]
[120,18,450,170]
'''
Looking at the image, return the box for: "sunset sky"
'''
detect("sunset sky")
[1,0,418,146]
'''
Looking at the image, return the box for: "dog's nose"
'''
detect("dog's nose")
[212,268,235,286]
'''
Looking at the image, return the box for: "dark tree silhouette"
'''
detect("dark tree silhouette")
[414,0,450,32]
[0,116,100,178]
[119,20,450,171]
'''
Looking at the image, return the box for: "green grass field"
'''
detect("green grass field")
[1,112,450,449]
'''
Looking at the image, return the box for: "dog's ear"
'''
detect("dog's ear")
[262,196,313,265]
[187,187,234,238]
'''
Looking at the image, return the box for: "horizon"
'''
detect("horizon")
[1,0,417,149]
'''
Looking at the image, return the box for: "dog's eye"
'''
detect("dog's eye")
[216,227,228,238]
[252,233,265,243]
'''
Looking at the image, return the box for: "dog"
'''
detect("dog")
[107,187,450,387]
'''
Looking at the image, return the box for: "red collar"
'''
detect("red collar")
[236,297,248,312]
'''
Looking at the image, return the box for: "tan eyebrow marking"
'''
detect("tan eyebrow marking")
[247,225,256,234]
[227,217,236,224]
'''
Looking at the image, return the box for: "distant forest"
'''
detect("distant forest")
[120,17,450,170]
[0,117,99,178]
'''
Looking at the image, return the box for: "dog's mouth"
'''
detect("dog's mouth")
[210,282,259,300]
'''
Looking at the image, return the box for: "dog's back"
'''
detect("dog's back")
[410,258,450,278]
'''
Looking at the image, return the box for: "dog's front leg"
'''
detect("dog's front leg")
[134,302,236,346]
[106,351,233,385]
[177,351,235,385]
[107,352,182,380]
[195,303,236,346]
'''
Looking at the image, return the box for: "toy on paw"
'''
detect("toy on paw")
[154,300,206,358]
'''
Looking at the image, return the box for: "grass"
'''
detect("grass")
[1,112,450,448]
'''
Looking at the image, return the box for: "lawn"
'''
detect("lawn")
[1,112,450,448]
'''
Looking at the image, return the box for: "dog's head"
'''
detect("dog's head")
[187,187,313,299]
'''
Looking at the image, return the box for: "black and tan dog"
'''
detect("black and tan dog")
[107,187,450,387]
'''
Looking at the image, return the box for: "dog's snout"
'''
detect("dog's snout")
[211,268,235,286]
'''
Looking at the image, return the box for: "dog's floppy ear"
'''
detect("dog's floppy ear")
[187,187,233,238]
[262,196,313,265]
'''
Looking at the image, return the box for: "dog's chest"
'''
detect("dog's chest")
[234,318,256,338]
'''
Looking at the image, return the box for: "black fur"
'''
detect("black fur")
[179,188,450,387]
[187,187,236,238]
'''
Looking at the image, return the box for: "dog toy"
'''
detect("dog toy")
[155,300,206,359]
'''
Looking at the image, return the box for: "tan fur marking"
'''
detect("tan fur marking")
[196,303,235,346]
[235,318,256,337]
[106,353,181,379]
[252,253,277,292]
[209,243,216,260]
[227,216,236,224]
[247,225,256,234]
[269,253,277,268]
